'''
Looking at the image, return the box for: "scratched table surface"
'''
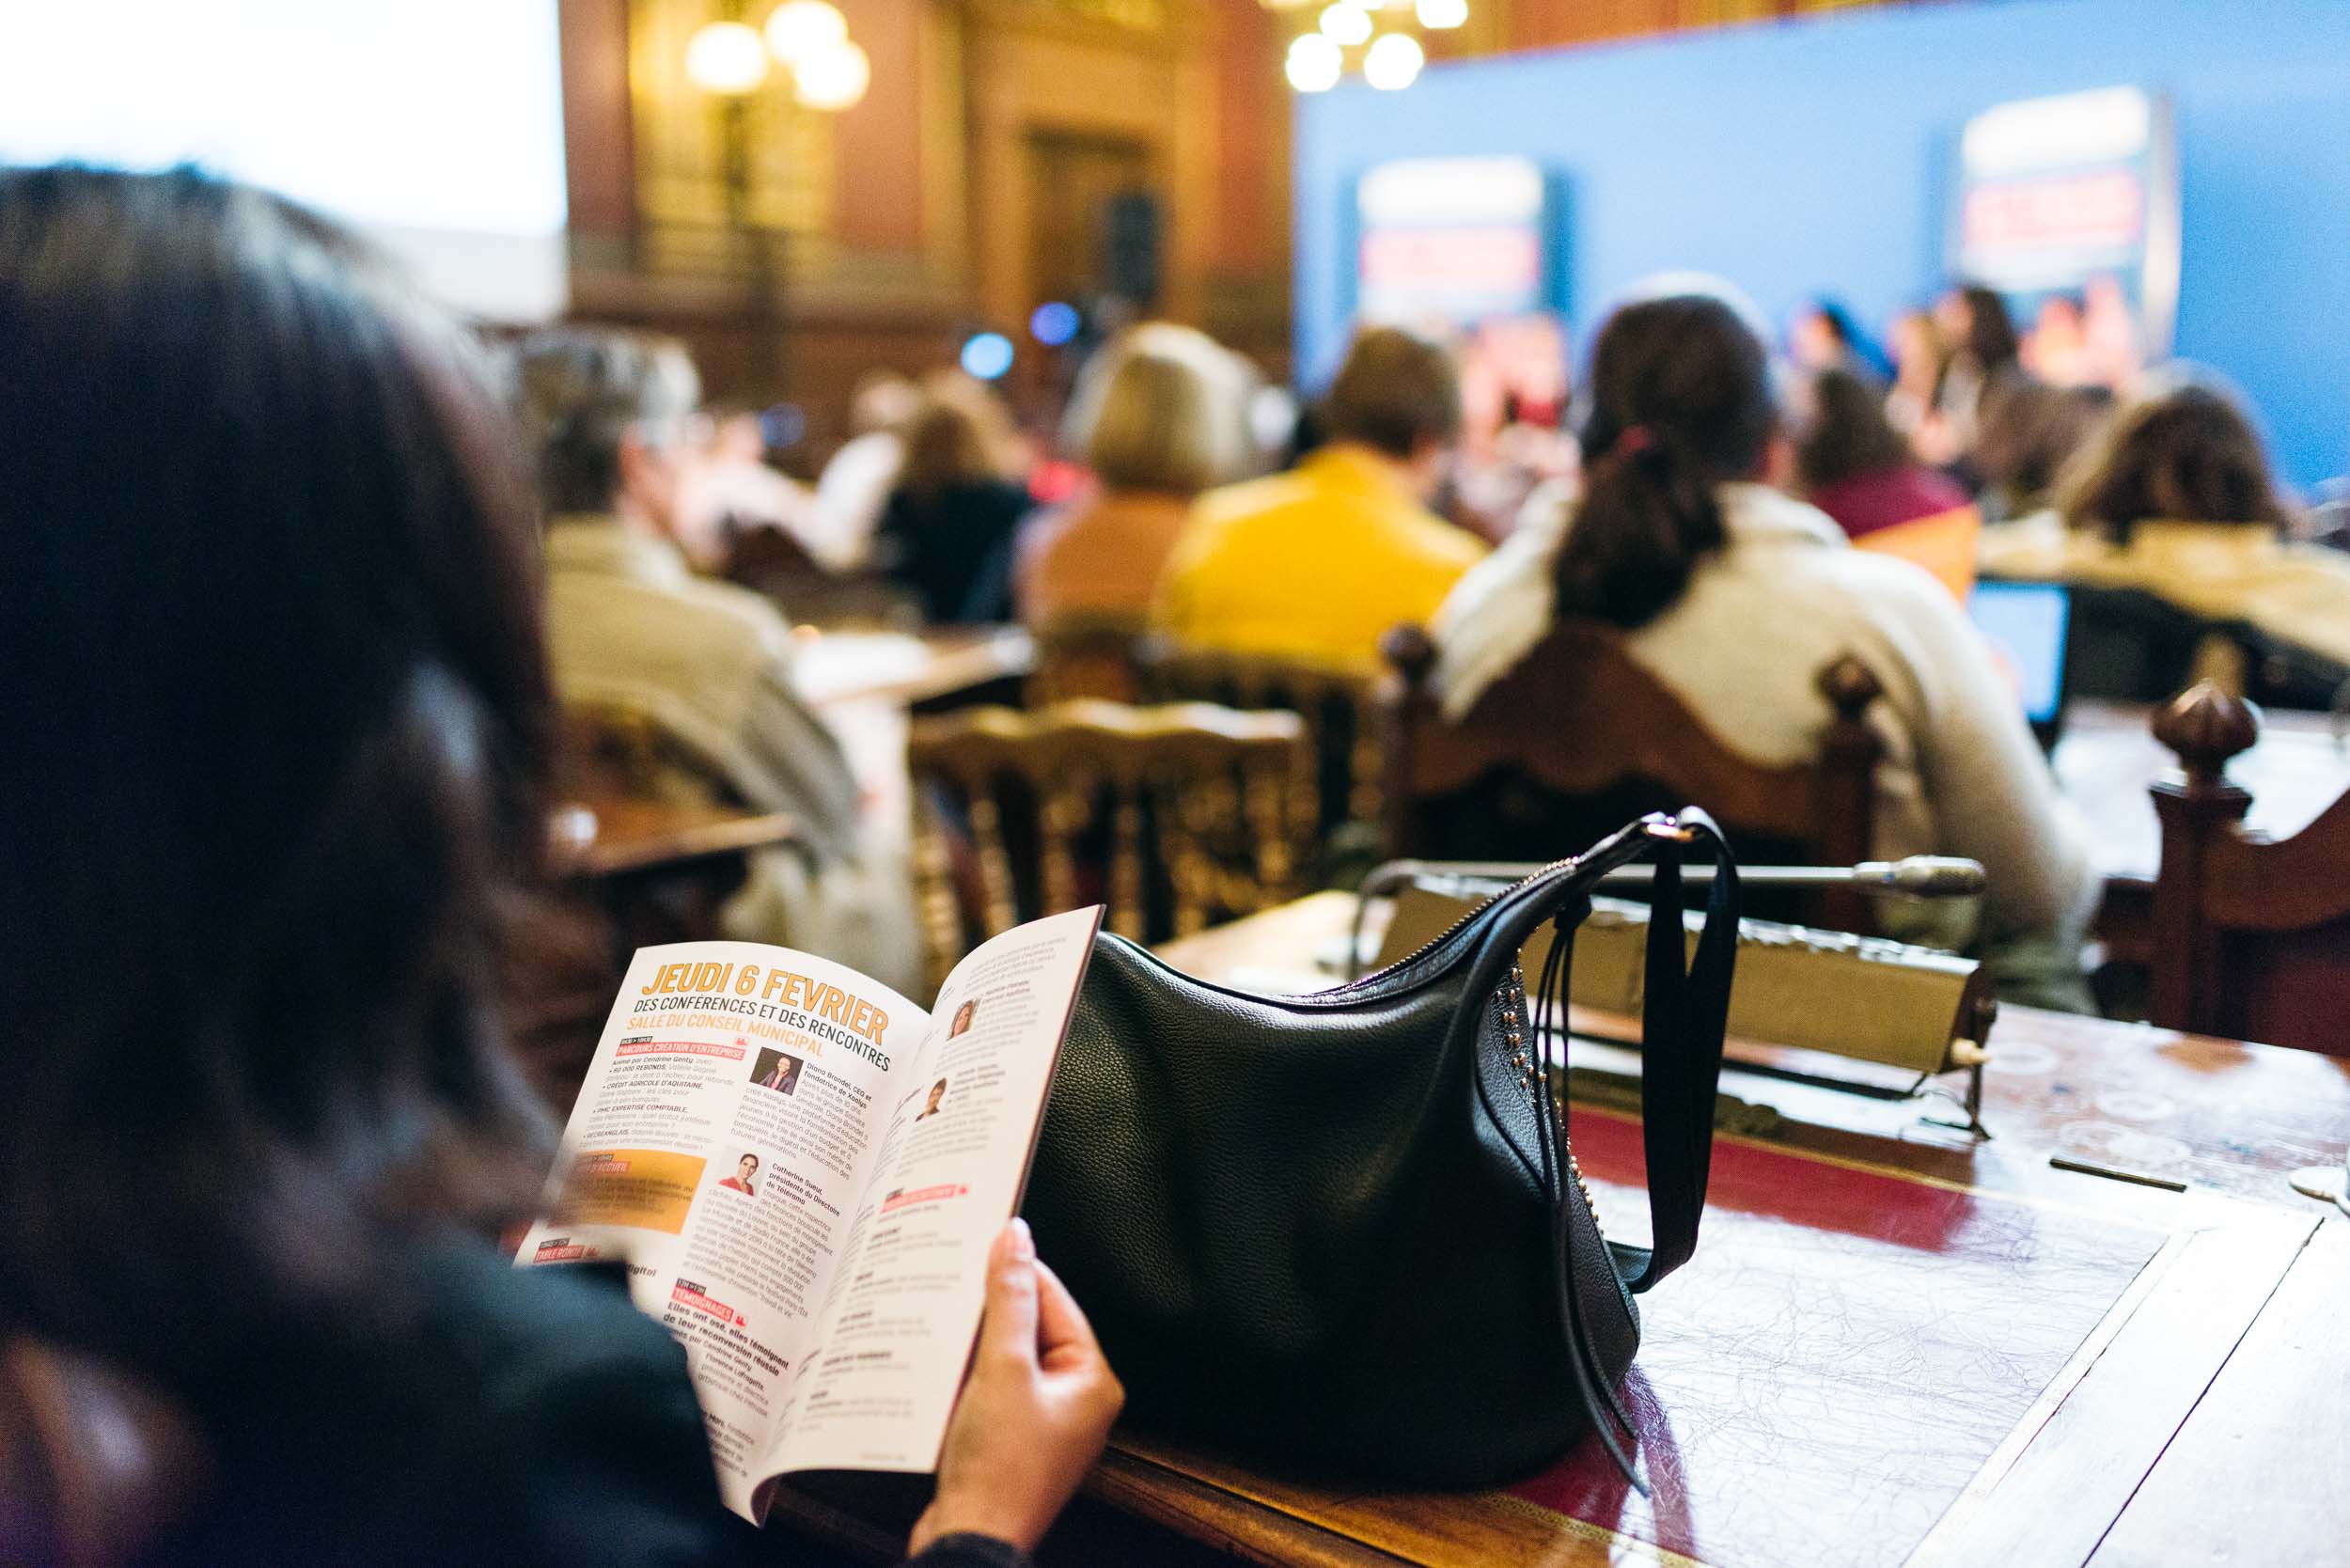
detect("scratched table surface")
[1061,893,2350,1568]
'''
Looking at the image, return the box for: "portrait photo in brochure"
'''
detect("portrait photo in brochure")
[948,998,979,1039]
[915,1077,950,1121]
[718,1152,760,1197]
[750,1048,805,1096]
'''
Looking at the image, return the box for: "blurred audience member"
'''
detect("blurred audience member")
[1795,367,1981,599]
[875,376,1034,624]
[1885,308,1950,440]
[1791,297,1894,382]
[1982,374,2350,670]
[1434,290,2096,1007]
[1450,315,1577,539]
[1155,325,1486,669]
[810,369,920,571]
[673,406,820,573]
[2020,292,2092,386]
[1016,328,1245,625]
[1974,378,2116,523]
[518,328,921,993]
[2079,274,2147,389]
[1929,283,2024,467]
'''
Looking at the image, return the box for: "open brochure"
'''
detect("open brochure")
[514,905,1104,1522]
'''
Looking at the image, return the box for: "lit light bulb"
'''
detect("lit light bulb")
[1417,0,1468,27]
[765,1,848,64]
[1362,31,1424,90]
[1029,301,1081,347]
[684,21,772,95]
[1286,33,1342,93]
[1319,2,1373,46]
[961,333,1015,382]
[792,39,870,111]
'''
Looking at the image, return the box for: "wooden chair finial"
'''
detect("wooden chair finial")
[1381,623,1438,688]
[1815,654,1884,723]
[2153,681,2263,788]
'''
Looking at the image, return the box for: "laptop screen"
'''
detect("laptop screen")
[1968,581,2071,726]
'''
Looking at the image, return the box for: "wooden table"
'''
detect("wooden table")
[550,795,800,881]
[1045,892,2350,1568]
[791,626,1036,712]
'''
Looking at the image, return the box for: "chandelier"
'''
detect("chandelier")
[1261,0,1467,92]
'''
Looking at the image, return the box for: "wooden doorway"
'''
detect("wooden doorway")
[1025,128,1160,317]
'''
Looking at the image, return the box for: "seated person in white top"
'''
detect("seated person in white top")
[517,329,922,995]
[1980,372,2350,678]
[1434,289,2098,1009]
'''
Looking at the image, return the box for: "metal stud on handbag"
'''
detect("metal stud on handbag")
[1022,810,1737,1488]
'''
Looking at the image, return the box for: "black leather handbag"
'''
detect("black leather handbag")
[1022,810,1737,1489]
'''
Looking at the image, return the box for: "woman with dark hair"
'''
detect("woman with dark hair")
[1796,367,1981,599]
[0,166,1116,1566]
[1972,377,2117,523]
[1433,288,2096,1006]
[875,377,1035,624]
[1981,373,2350,673]
[1929,283,2025,468]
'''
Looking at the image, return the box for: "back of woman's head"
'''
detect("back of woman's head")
[1552,292,1777,629]
[2058,375,2292,543]
[900,375,1018,497]
[0,166,554,1364]
[1074,339,1231,496]
[1956,284,2021,369]
[1797,367,1911,492]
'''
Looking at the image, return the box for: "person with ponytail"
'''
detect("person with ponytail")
[1433,287,2097,1008]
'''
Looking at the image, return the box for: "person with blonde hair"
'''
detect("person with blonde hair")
[1017,328,1248,625]
[876,375,1034,623]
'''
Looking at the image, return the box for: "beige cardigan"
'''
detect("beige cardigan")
[1979,513,2350,669]
[543,518,922,995]
[1433,485,2100,980]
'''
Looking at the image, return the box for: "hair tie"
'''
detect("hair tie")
[1615,425,1655,458]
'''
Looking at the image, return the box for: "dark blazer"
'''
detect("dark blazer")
[876,480,1032,624]
[101,1232,1028,1568]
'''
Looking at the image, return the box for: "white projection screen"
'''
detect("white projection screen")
[0,0,569,321]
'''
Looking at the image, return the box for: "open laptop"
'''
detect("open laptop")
[1968,581,2073,748]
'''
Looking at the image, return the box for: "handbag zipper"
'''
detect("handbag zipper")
[1499,968,1602,1236]
[1340,853,1583,992]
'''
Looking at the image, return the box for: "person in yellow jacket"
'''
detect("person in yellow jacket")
[1154,326,1487,671]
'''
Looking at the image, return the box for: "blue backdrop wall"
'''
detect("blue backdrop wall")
[1293,0,2350,487]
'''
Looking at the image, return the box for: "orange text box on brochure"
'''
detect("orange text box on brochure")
[554,1148,708,1235]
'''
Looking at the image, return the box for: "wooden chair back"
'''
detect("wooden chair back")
[0,1339,209,1568]
[2147,682,2350,1055]
[1380,622,1886,933]
[906,701,1310,991]
[1027,613,1149,704]
[1139,642,1384,854]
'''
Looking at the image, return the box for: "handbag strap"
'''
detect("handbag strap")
[1613,811,1737,1294]
[1457,812,1739,1290]
[1512,811,1738,1492]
